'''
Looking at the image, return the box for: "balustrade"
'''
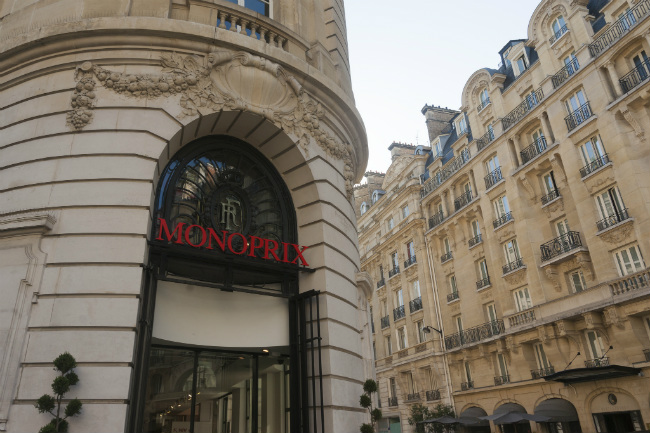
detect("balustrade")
[609,268,650,295]
[585,357,610,368]
[507,309,536,327]
[426,390,441,401]
[468,234,482,247]
[420,149,471,198]
[388,266,400,278]
[447,291,459,303]
[404,255,417,268]
[441,251,453,263]
[476,130,495,151]
[476,277,490,290]
[428,211,445,229]
[541,189,560,205]
[380,315,390,329]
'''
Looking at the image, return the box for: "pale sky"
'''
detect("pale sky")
[345,0,542,175]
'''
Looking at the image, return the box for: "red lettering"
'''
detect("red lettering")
[156,218,185,244]
[207,228,228,251]
[227,233,248,255]
[281,242,290,263]
[248,236,265,257]
[184,224,206,248]
[263,239,282,261]
[290,244,310,266]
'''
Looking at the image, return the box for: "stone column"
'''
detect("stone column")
[605,61,624,97]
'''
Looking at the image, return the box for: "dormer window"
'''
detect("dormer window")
[415,145,425,155]
[360,202,369,215]
[515,55,528,76]
[372,190,382,204]
[550,16,568,44]
[432,139,442,158]
[478,89,490,112]
[456,116,468,135]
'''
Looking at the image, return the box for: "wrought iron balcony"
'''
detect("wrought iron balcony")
[552,57,580,89]
[620,58,650,93]
[388,396,398,407]
[468,234,482,248]
[502,257,524,274]
[541,189,560,205]
[441,251,453,263]
[644,349,650,362]
[493,212,513,229]
[494,375,510,386]
[404,255,417,268]
[531,366,555,379]
[420,149,471,198]
[406,392,421,402]
[580,154,610,178]
[507,309,536,327]
[520,136,547,165]
[428,211,445,229]
[540,231,582,262]
[502,87,544,130]
[476,277,490,290]
[388,266,400,278]
[484,167,503,189]
[409,296,423,313]
[549,24,569,45]
[597,208,630,231]
[447,291,459,303]
[377,279,385,289]
[454,190,473,211]
[476,129,495,152]
[565,101,593,131]
[589,0,650,57]
[585,357,610,368]
[426,389,441,401]
[380,315,390,329]
[393,305,406,321]
[460,381,474,391]
[444,320,505,350]
[477,97,491,112]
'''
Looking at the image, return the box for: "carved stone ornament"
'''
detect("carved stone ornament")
[535,3,569,41]
[519,176,536,203]
[542,196,564,219]
[67,51,356,197]
[377,286,386,299]
[549,155,567,185]
[538,326,549,346]
[504,267,527,286]
[497,228,516,244]
[545,266,562,292]
[582,312,596,329]
[450,303,461,314]
[479,289,493,301]
[603,306,625,329]
[552,32,574,56]
[555,320,567,336]
[506,336,519,354]
[585,172,615,194]
[405,265,418,280]
[619,107,646,142]
[598,220,634,244]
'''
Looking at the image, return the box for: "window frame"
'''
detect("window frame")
[402,204,410,219]
[580,136,606,165]
[613,244,646,276]
[570,270,587,293]
[513,287,533,312]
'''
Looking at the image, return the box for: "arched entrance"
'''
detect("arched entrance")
[459,407,490,433]
[534,398,582,433]
[127,135,320,433]
[492,403,531,433]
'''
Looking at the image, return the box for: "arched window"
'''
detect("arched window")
[550,16,567,44]
[360,202,369,215]
[478,88,490,111]
[372,190,381,204]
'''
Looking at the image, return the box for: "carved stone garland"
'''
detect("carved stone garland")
[67,50,356,198]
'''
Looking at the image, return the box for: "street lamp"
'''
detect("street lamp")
[422,326,443,336]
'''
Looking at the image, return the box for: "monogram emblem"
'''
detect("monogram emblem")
[220,197,242,231]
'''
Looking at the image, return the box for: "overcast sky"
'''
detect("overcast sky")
[345,0,542,176]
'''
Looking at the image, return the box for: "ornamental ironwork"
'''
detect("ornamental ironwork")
[565,101,593,131]
[589,0,650,57]
[580,154,610,177]
[429,211,445,229]
[597,209,630,231]
[426,390,441,401]
[540,231,582,262]
[409,297,423,313]
[484,167,503,189]
[552,57,579,88]
[493,212,513,229]
[502,87,544,130]
[454,190,473,211]
[585,357,610,368]
[445,320,505,350]
[380,315,390,329]
[468,234,482,247]
[531,366,555,379]
[502,257,524,274]
[521,136,547,165]
[549,24,568,45]
[476,277,490,290]
[494,375,510,386]
[620,58,650,93]
[541,189,560,205]
[393,305,406,321]
[404,255,417,268]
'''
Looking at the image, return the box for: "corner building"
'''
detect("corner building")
[358,0,650,431]
[0,1,368,432]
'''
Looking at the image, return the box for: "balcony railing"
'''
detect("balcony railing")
[540,231,582,262]
[460,381,474,391]
[406,392,421,402]
[393,305,406,321]
[585,357,610,368]
[508,309,536,327]
[620,58,650,93]
[644,349,650,362]
[428,211,445,229]
[531,366,555,379]
[541,189,560,205]
[421,149,471,198]
[468,234,482,248]
[404,255,417,268]
[502,87,544,130]
[454,190,473,211]
[447,291,459,303]
[549,24,569,45]
[580,154,610,178]
[441,251,453,263]
[609,267,650,296]
[597,208,630,231]
[589,0,650,57]
[494,375,510,386]
[484,167,503,189]
[476,129,495,151]
[477,97,491,112]
[409,297,423,313]
[502,257,524,274]
[426,389,441,401]
[476,277,490,290]
[380,315,390,329]
[377,279,385,289]
[388,396,398,407]
[565,101,593,131]
[520,136,548,165]
[444,320,505,349]
[388,266,400,278]
[552,57,580,88]
[493,212,513,229]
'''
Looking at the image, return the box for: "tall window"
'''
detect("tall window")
[485,303,498,322]
[496,353,509,377]
[580,136,606,166]
[386,336,393,356]
[504,238,521,263]
[478,260,489,281]
[455,315,463,333]
[389,377,397,398]
[416,321,426,343]
[595,187,626,221]
[565,89,587,114]
[406,241,416,259]
[494,195,511,218]
[471,220,481,237]
[570,270,587,293]
[542,171,557,195]
[534,343,551,369]
[480,88,490,107]
[554,218,570,236]
[585,330,604,359]
[515,55,528,75]
[412,280,421,298]
[397,326,407,350]
[404,371,416,395]
[395,289,404,307]
[387,217,395,230]
[379,265,384,280]
[613,244,645,276]
[432,139,442,157]
[552,15,567,37]
[372,342,376,360]
[402,204,410,218]
[513,287,533,312]
[449,275,458,295]
[443,237,451,254]
[457,115,468,135]
[563,52,578,75]
[633,50,649,81]
[486,154,500,173]
[464,361,472,383]
[370,307,375,333]
[391,252,399,270]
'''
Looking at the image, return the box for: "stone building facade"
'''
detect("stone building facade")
[0,1,368,432]
[357,0,650,432]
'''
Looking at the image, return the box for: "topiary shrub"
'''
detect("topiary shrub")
[35,352,83,433]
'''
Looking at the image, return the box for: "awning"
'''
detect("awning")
[481,403,525,420]
[534,399,579,422]
[420,415,459,425]
[543,365,641,384]
[492,412,551,425]
[459,407,490,427]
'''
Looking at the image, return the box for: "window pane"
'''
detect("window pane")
[244,0,270,16]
